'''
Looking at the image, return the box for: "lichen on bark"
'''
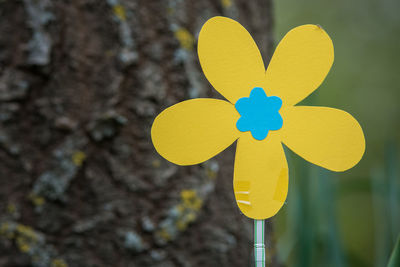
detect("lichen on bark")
[0,0,278,266]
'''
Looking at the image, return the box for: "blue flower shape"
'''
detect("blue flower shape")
[235,87,283,140]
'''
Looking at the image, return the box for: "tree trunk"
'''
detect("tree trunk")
[0,0,276,266]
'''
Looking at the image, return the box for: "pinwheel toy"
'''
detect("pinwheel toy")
[151,16,365,267]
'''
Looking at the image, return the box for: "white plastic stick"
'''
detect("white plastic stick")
[254,219,265,267]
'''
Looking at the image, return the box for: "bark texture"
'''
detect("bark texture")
[0,0,276,266]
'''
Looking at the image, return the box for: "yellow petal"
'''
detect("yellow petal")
[280,106,365,172]
[265,25,334,106]
[198,16,266,104]
[233,135,288,219]
[151,99,240,166]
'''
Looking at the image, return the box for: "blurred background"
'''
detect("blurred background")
[0,0,398,267]
[274,0,400,266]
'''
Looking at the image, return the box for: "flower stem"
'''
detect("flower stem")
[254,219,265,267]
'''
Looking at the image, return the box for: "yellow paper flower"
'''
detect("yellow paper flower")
[151,17,365,219]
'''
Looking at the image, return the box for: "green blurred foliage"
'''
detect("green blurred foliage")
[273,0,400,266]
[387,235,400,267]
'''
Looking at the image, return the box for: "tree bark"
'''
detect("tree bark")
[0,0,276,266]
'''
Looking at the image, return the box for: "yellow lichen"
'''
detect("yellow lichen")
[185,212,196,223]
[175,208,198,232]
[29,193,45,206]
[16,224,38,241]
[16,224,32,234]
[0,222,9,233]
[181,189,196,200]
[157,189,205,241]
[0,223,45,256]
[13,224,42,254]
[171,189,204,233]
[206,168,217,179]
[221,0,232,8]
[157,228,171,241]
[151,159,161,168]
[181,189,203,210]
[72,151,86,166]
[174,28,195,51]
[113,4,126,21]
[190,198,203,210]
[16,236,31,253]
[176,220,187,231]
[7,203,16,214]
[176,203,185,213]
[167,7,174,15]
[51,258,68,267]
[0,222,14,239]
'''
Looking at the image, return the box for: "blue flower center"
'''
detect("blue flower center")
[235,87,283,141]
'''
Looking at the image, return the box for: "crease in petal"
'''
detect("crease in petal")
[280,106,365,172]
[198,16,266,103]
[264,24,334,106]
[233,135,288,219]
[151,98,240,166]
